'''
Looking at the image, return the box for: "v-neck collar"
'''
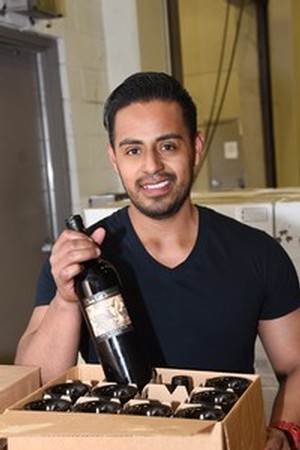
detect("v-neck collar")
[124,205,205,274]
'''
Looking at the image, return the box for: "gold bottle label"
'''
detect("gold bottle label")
[84,290,132,340]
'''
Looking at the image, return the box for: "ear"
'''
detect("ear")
[194,132,205,167]
[107,145,119,174]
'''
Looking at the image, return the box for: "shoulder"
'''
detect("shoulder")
[199,205,270,240]
[198,204,293,262]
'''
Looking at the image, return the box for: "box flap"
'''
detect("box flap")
[4,431,223,450]
[0,410,215,437]
[223,377,266,450]
[0,366,40,413]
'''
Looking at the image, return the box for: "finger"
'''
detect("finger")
[53,229,85,248]
[52,234,100,265]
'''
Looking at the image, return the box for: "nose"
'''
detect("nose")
[143,147,164,175]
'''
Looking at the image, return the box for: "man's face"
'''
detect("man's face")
[108,100,203,219]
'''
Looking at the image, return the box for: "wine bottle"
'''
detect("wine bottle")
[44,381,91,403]
[122,400,173,417]
[90,383,138,405]
[174,404,225,421]
[204,376,251,397]
[65,214,153,390]
[171,374,194,393]
[24,398,71,412]
[73,399,122,414]
[189,388,238,413]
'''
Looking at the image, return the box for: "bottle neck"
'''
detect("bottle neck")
[65,214,87,234]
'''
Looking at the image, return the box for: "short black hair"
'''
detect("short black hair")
[103,72,198,147]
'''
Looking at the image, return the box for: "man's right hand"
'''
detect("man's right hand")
[50,227,106,303]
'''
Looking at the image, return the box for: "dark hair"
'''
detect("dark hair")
[103,72,198,147]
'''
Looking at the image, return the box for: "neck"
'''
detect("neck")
[128,200,199,268]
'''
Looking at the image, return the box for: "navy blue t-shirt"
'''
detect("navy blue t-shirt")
[34,206,300,373]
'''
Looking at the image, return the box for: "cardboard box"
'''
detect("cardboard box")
[0,364,266,450]
[0,365,40,413]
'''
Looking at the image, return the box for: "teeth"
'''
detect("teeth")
[143,180,169,190]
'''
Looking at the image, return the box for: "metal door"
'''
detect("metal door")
[0,40,62,362]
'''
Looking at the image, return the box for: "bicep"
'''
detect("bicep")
[258,307,300,377]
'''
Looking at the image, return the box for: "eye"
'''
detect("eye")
[161,142,177,152]
[125,147,141,156]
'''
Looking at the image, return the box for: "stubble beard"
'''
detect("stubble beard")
[120,171,194,220]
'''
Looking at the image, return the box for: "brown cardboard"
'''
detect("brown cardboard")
[0,364,267,450]
[0,365,40,413]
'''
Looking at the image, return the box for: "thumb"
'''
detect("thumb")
[90,227,106,246]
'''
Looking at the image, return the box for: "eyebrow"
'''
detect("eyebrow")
[119,133,184,147]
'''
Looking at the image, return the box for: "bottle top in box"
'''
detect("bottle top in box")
[44,381,91,403]
[73,399,122,414]
[24,398,72,412]
[90,383,138,405]
[189,388,238,413]
[122,399,173,417]
[204,376,251,397]
[174,403,225,421]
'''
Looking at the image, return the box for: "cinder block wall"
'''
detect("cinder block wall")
[35,0,115,212]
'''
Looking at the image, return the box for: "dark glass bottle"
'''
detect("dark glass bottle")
[73,399,122,414]
[44,381,91,404]
[189,388,238,413]
[24,398,71,412]
[204,376,251,397]
[90,383,138,405]
[170,375,194,393]
[65,214,153,390]
[174,404,225,421]
[122,400,173,417]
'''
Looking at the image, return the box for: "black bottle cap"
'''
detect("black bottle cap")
[24,398,71,412]
[44,381,91,403]
[91,383,138,405]
[174,404,225,421]
[65,215,85,232]
[171,375,193,393]
[73,399,122,414]
[122,400,173,417]
[189,388,238,413]
[204,376,251,397]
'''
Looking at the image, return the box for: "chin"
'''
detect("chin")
[133,199,185,220]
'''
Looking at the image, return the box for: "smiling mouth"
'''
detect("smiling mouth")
[142,180,170,190]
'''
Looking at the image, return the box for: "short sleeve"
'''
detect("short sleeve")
[260,235,300,319]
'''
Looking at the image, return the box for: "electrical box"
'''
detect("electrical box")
[207,119,245,191]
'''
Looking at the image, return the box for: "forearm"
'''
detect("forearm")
[264,369,300,449]
[270,366,300,425]
[15,295,82,384]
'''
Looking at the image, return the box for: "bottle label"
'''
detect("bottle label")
[84,289,132,340]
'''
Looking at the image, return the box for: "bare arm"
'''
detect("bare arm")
[259,307,300,449]
[14,226,106,384]
[14,298,82,384]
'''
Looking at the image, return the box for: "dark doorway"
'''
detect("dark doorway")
[0,26,71,362]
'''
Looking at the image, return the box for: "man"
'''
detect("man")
[15,72,300,449]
